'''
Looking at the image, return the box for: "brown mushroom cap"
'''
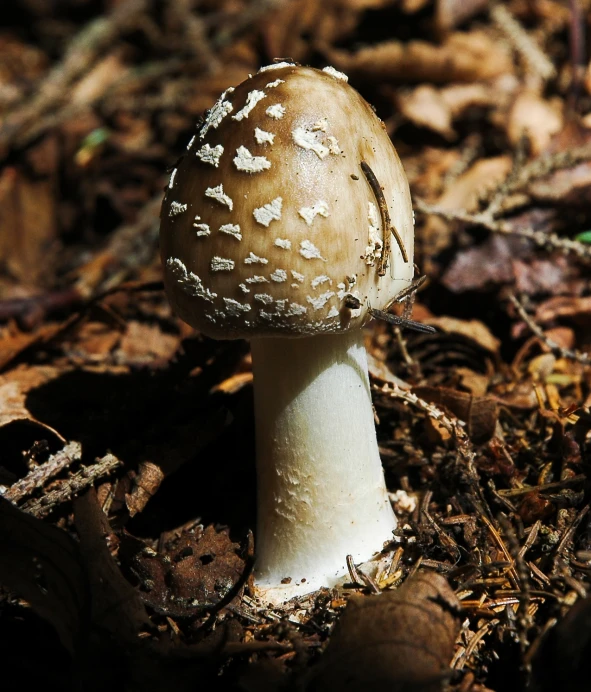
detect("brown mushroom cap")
[160,63,414,339]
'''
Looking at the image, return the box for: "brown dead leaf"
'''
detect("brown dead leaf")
[545,327,576,351]
[518,491,555,524]
[304,572,461,692]
[423,317,500,354]
[0,36,47,113]
[0,321,69,371]
[422,156,512,267]
[0,364,65,439]
[0,165,58,286]
[424,415,453,444]
[212,371,253,394]
[442,235,516,292]
[125,460,165,517]
[71,52,129,106]
[506,91,563,157]
[531,592,591,692]
[74,490,150,642]
[401,0,430,12]
[455,367,491,397]
[124,525,245,616]
[0,496,89,655]
[436,156,513,211]
[327,31,513,83]
[71,321,121,363]
[528,161,591,207]
[435,0,490,34]
[441,82,504,116]
[397,85,455,139]
[535,296,591,325]
[263,0,392,62]
[495,381,539,410]
[116,320,180,366]
[397,80,514,139]
[367,353,412,388]
[413,385,498,443]
[404,147,463,199]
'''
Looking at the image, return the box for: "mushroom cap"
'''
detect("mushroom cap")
[160,63,414,339]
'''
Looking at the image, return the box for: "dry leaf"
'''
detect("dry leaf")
[125,460,165,517]
[122,525,245,616]
[367,353,412,388]
[528,161,591,206]
[413,385,498,443]
[398,79,515,139]
[73,490,150,641]
[116,320,180,366]
[422,317,500,354]
[0,496,89,655]
[531,594,591,692]
[422,156,512,266]
[506,91,563,156]
[304,572,461,692]
[0,364,64,439]
[71,52,129,105]
[397,85,455,139]
[263,0,393,61]
[535,296,591,325]
[327,31,513,83]
[0,166,58,286]
[435,0,490,34]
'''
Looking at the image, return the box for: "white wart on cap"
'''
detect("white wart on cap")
[160,64,414,339]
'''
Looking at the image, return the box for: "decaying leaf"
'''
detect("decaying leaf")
[73,490,150,641]
[506,91,563,157]
[303,572,461,692]
[326,31,513,83]
[413,385,498,443]
[535,295,591,325]
[0,496,89,655]
[125,460,165,517]
[0,364,64,439]
[0,164,58,286]
[422,317,500,355]
[531,594,591,692]
[397,85,456,139]
[122,525,245,616]
[421,156,512,267]
[434,0,489,34]
[396,79,516,139]
[263,0,395,62]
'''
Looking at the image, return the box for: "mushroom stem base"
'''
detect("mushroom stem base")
[251,330,396,604]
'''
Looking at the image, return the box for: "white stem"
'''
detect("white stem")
[250,330,396,603]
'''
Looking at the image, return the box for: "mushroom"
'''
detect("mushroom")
[160,62,415,604]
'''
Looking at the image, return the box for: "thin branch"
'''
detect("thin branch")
[361,161,408,273]
[508,293,591,364]
[368,308,436,334]
[491,4,556,82]
[19,454,122,518]
[0,0,149,152]
[4,442,81,503]
[415,200,591,261]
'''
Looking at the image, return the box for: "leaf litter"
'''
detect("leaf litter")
[1,1,591,690]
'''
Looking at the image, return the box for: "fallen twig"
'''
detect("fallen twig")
[416,200,591,260]
[491,4,556,82]
[508,293,590,364]
[4,441,81,503]
[20,453,121,518]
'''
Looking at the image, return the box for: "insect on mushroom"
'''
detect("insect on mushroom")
[160,61,416,605]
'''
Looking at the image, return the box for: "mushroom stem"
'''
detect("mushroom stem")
[250,330,396,604]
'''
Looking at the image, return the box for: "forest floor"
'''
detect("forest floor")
[1,1,591,690]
